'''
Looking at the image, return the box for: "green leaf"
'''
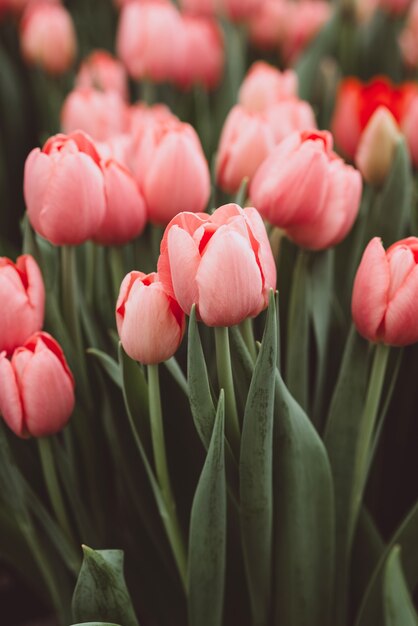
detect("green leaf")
[274,372,335,626]
[87,349,122,388]
[240,291,277,624]
[72,547,139,626]
[188,392,226,626]
[356,500,418,626]
[383,547,418,626]
[118,343,150,448]
[187,306,216,449]
[323,326,370,625]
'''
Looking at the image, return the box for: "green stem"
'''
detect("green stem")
[37,437,73,542]
[61,246,84,362]
[147,364,188,590]
[349,343,390,547]
[109,246,125,301]
[215,326,241,455]
[240,317,256,363]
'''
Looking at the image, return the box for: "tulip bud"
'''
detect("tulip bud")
[24,131,106,245]
[116,271,185,364]
[238,61,297,112]
[20,2,76,75]
[352,237,418,345]
[157,203,276,326]
[75,50,128,100]
[0,255,45,355]
[0,332,75,438]
[355,107,402,187]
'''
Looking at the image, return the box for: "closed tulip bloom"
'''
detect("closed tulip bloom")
[355,107,402,187]
[0,332,75,438]
[116,271,185,364]
[400,95,418,168]
[24,131,106,245]
[250,130,362,249]
[20,2,76,75]
[238,62,297,113]
[61,88,128,142]
[157,203,276,326]
[378,0,412,13]
[216,105,275,193]
[116,0,182,82]
[352,237,418,345]
[134,119,210,224]
[264,98,317,144]
[248,0,287,50]
[94,159,147,245]
[76,50,129,100]
[280,1,330,64]
[223,0,264,21]
[0,255,44,355]
[399,1,418,69]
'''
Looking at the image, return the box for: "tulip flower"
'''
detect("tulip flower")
[216,105,275,193]
[399,2,418,69]
[24,131,106,245]
[0,332,75,438]
[0,255,45,355]
[263,99,317,144]
[75,50,128,100]
[378,0,412,13]
[20,2,76,75]
[133,118,210,224]
[157,203,276,326]
[116,271,185,364]
[248,0,287,50]
[280,1,331,64]
[94,159,147,246]
[250,130,362,250]
[352,237,418,345]
[238,62,297,113]
[61,88,128,142]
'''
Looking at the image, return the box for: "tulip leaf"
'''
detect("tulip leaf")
[118,344,150,448]
[383,546,418,626]
[188,392,226,626]
[356,499,418,626]
[72,547,139,626]
[187,306,216,449]
[274,371,335,626]
[240,291,277,624]
[87,349,122,388]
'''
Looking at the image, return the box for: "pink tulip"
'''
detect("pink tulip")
[378,0,412,13]
[173,16,224,90]
[223,0,264,21]
[280,1,331,64]
[116,271,185,364]
[20,2,76,75]
[0,332,75,438]
[134,118,210,224]
[94,159,147,245]
[0,255,44,355]
[179,0,218,15]
[216,105,275,193]
[75,50,129,100]
[157,203,276,326]
[264,99,317,144]
[250,130,362,250]
[61,88,128,142]
[96,133,134,172]
[400,94,418,168]
[238,62,297,112]
[116,0,182,82]
[248,0,287,50]
[352,237,418,345]
[24,131,106,245]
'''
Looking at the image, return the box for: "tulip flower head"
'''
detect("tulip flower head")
[116,271,185,364]
[238,62,298,113]
[76,50,129,100]
[352,237,418,346]
[0,255,45,355]
[0,332,75,438]
[157,203,276,326]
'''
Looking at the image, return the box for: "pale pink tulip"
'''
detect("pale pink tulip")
[280,1,330,64]
[238,62,297,113]
[248,0,287,50]
[264,99,317,144]
[76,50,129,100]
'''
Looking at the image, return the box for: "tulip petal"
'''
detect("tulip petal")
[0,353,24,437]
[244,206,277,292]
[384,265,418,345]
[196,227,263,326]
[351,238,390,342]
[167,225,200,314]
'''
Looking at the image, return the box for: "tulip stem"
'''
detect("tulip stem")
[110,246,125,300]
[349,342,390,548]
[147,363,188,591]
[61,246,84,365]
[37,437,73,542]
[215,326,241,455]
[240,317,257,363]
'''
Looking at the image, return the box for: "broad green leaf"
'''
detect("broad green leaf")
[383,547,418,626]
[323,326,369,625]
[72,547,139,626]
[356,500,418,626]
[187,306,216,449]
[240,291,277,624]
[274,372,334,626]
[87,348,122,388]
[188,393,226,626]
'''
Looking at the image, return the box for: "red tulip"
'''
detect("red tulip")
[0,332,75,438]
[157,203,276,326]
[0,255,44,355]
[352,237,418,345]
[116,271,185,364]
